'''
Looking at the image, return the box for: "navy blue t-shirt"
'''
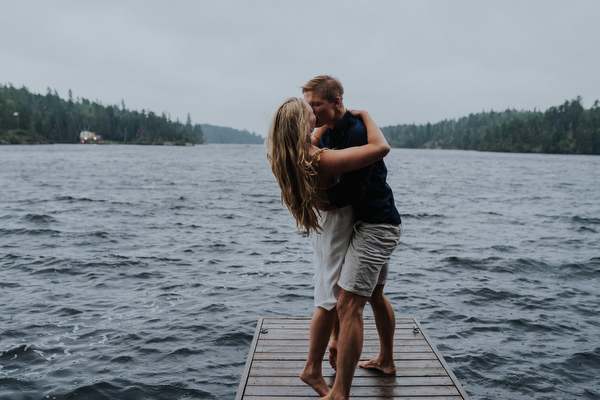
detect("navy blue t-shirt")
[319,111,401,225]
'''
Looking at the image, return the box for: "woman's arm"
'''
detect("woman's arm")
[311,126,327,146]
[316,110,390,177]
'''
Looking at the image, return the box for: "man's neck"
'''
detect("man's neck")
[325,108,346,129]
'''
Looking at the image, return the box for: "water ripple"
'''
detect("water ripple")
[1,145,598,399]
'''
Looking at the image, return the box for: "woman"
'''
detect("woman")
[265,97,390,396]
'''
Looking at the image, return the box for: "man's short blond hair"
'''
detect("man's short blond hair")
[302,75,344,103]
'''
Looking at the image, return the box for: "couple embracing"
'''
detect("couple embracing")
[265,75,402,400]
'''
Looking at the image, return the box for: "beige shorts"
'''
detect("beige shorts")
[338,222,402,298]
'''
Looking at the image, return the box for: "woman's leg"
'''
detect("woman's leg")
[300,306,336,396]
[328,311,339,370]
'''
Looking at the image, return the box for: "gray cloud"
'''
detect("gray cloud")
[1,0,599,136]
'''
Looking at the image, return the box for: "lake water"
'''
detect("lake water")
[1,144,599,399]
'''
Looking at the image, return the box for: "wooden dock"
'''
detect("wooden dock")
[236,317,470,400]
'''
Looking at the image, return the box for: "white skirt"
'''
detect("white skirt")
[311,206,354,310]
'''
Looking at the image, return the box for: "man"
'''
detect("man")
[303,75,402,400]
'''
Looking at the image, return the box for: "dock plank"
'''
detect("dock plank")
[236,317,470,399]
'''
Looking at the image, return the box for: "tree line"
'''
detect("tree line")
[381,97,600,155]
[3,83,599,154]
[0,84,204,145]
[200,124,264,144]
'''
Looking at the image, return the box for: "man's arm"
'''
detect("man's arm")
[317,111,389,177]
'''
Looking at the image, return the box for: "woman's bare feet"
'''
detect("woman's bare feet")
[328,340,338,371]
[358,356,397,375]
[300,370,330,397]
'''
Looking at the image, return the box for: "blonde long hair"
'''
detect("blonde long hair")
[265,97,322,235]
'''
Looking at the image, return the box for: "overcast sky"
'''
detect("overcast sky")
[2,1,599,137]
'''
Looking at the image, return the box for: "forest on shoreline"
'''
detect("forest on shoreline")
[2,84,599,154]
[381,97,600,155]
[0,84,203,145]
[200,124,264,144]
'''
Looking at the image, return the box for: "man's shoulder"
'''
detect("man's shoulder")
[342,114,367,145]
[342,112,366,130]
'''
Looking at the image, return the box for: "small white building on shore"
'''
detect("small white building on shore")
[80,131,102,144]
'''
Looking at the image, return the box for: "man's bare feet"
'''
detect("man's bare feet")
[358,357,397,375]
[328,340,338,371]
[300,370,330,397]
[318,390,346,400]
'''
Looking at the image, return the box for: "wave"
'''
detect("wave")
[213,330,253,347]
[459,287,524,305]
[1,344,41,362]
[51,306,84,316]
[55,195,107,203]
[572,215,600,225]
[557,259,600,279]
[402,212,446,220]
[0,228,61,236]
[110,355,136,363]
[167,347,206,357]
[507,318,574,334]
[145,335,180,344]
[0,343,73,364]
[21,213,57,224]
[578,226,598,233]
[203,303,230,313]
[490,244,517,253]
[53,381,211,400]
[562,347,600,375]
[510,258,552,272]
[31,266,84,276]
[442,256,497,271]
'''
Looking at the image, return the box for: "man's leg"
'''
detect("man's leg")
[301,306,336,396]
[359,284,397,374]
[321,289,368,400]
